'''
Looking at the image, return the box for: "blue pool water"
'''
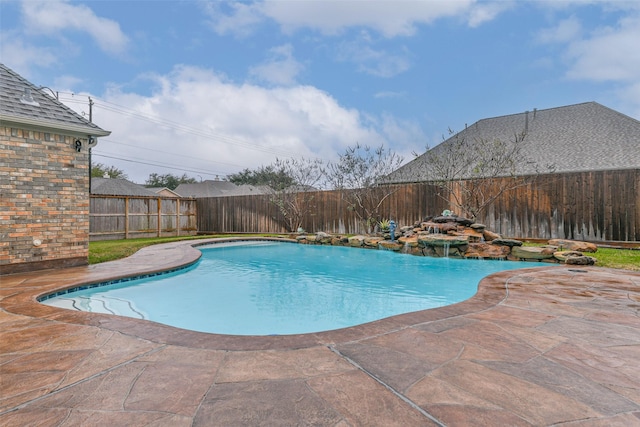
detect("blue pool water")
[43,241,534,335]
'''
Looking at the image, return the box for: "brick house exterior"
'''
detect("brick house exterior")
[1,64,110,274]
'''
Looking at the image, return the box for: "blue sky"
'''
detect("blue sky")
[2,0,639,184]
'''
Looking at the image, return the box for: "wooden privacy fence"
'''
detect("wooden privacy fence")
[197,169,640,242]
[90,195,197,241]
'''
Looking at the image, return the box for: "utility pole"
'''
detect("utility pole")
[88,96,94,194]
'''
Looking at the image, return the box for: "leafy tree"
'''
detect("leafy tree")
[267,158,325,232]
[421,129,555,220]
[227,165,295,190]
[91,163,128,179]
[326,144,404,233]
[145,173,196,190]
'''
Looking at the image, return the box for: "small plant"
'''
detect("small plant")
[378,219,391,232]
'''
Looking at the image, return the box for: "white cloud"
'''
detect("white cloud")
[466,1,515,28]
[336,32,412,78]
[358,52,412,78]
[207,0,501,38]
[53,75,85,91]
[565,15,640,82]
[535,0,640,13]
[262,1,473,36]
[534,8,640,123]
[249,44,305,86]
[84,65,416,183]
[0,32,57,76]
[203,1,265,37]
[536,16,582,44]
[20,0,129,55]
[617,81,640,119]
[378,113,427,160]
[205,1,506,81]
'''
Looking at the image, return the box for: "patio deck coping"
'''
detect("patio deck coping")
[1,238,639,426]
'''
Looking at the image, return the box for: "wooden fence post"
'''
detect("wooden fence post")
[124,197,129,239]
[157,197,162,237]
[176,198,180,237]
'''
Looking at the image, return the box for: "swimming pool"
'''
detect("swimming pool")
[43,241,535,335]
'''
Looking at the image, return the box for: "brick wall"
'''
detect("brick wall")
[1,126,91,274]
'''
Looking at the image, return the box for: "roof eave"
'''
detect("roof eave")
[0,113,111,137]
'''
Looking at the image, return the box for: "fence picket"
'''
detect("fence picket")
[195,170,639,241]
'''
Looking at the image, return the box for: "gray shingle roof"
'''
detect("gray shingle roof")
[174,180,269,198]
[146,187,182,197]
[0,63,109,136]
[387,102,640,183]
[91,178,158,197]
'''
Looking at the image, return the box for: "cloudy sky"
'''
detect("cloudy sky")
[2,0,639,184]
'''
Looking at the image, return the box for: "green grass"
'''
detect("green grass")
[88,234,284,264]
[579,247,640,271]
[523,242,639,271]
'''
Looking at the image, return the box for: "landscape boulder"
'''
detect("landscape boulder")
[565,256,597,266]
[553,250,584,262]
[422,221,458,233]
[455,217,475,226]
[293,217,602,266]
[464,243,511,259]
[315,231,332,244]
[548,239,597,253]
[398,235,419,247]
[418,234,469,247]
[482,229,501,241]
[455,228,484,242]
[331,236,349,246]
[432,216,455,223]
[431,215,473,226]
[492,238,524,247]
[348,235,365,247]
[378,241,403,251]
[511,246,555,260]
[364,236,384,247]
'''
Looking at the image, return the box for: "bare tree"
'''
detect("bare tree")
[423,129,554,220]
[267,157,325,232]
[327,144,404,233]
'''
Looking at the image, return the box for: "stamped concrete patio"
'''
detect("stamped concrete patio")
[1,239,639,426]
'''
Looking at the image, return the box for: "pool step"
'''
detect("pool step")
[44,296,146,319]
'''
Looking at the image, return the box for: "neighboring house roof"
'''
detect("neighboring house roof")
[387,102,640,183]
[91,178,158,197]
[147,187,182,197]
[0,63,110,137]
[174,180,270,198]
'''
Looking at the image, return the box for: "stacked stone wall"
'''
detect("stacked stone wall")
[295,217,598,266]
[0,126,90,273]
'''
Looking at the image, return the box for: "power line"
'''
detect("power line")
[56,91,323,176]
[99,139,246,169]
[92,153,226,177]
[89,97,297,158]
[57,92,326,162]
